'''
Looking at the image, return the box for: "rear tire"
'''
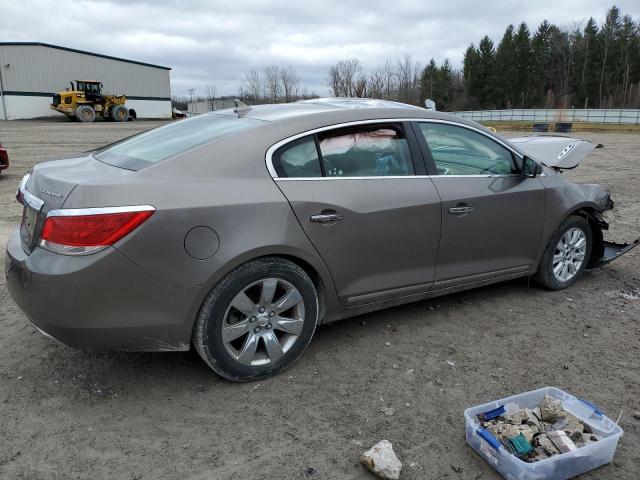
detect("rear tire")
[194,257,318,381]
[534,215,592,290]
[75,105,96,123]
[111,105,129,122]
[128,109,137,121]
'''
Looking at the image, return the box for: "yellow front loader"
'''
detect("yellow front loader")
[50,80,136,122]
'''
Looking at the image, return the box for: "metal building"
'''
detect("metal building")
[0,42,172,120]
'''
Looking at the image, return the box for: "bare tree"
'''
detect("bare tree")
[280,66,300,102]
[367,67,386,99]
[205,84,217,111]
[244,70,263,104]
[327,58,362,96]
[353,72,368,97]
[396,54,419,104]
[264,65,283,102]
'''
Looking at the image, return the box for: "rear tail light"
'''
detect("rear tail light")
[40,206,154,255]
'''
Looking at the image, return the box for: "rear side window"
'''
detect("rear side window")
[318,124,413,177]
[96,114,264,170]
[272,136,322,178]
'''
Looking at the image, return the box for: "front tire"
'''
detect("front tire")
[111,105,129,122]
[194,257,318,381]
[534,215,592,290]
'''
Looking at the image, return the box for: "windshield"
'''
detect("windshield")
[95,114,265,170]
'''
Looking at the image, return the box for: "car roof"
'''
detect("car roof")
[211,98,464,124]
[204,98,521,158]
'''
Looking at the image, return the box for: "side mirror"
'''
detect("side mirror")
[523,156,543,177]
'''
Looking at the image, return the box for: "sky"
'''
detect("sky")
[1,0,638,98]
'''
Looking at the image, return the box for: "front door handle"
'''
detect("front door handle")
[310,212,344,223]
[449,206,474,214]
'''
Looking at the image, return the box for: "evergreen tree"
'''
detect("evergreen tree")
[494,25,516,108]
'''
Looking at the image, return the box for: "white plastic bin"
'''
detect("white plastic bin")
[464,386,623,480]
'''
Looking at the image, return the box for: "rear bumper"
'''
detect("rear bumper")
[5,228,201,351]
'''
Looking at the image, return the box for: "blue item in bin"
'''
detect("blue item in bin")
[464,386,624,480]
[478,405,506,422]
[578,397,604,417]
[477,427,502,450]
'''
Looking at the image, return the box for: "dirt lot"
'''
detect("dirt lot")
[0,119,638,479]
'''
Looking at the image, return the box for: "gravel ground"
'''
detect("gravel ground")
[0,119,638,479]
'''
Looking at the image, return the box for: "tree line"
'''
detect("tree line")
[174,5,639,111]
[324,5,639,110]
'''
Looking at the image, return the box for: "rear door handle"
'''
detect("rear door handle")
[310,212,344,223]
[449,206,474,214]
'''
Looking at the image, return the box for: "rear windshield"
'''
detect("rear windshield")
[95,114,265,170]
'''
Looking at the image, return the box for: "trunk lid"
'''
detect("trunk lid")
[19,154,131,252]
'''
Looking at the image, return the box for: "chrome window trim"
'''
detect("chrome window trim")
[275,175,431,181]
[46,205,156,218]
[17,173,45,211]
[265,117,528,180]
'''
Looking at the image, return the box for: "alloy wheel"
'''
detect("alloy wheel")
[553,227,587,282]
[221,278,305,366]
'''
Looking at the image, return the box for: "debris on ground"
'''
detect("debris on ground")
[620,288,639,300]
[360,440,402,480]
[478,395,601,463]
[380,406,396,416]
[632,411,640,420]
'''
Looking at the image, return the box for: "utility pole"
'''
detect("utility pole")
[0,63,8,121]
[189,88,196,112]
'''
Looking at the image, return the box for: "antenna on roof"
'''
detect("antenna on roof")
[233,99,251,117]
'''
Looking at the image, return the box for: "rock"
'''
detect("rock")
[535,433,560,456]
[632,411,640,420]
[360,440,402,480]
[451,464,463,473]
[504,408,531,425]
[556,412,584,436]
[539,395,564,422]
[487,423,535,442]
[380,406,396,416]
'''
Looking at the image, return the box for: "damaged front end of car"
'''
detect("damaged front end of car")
[509,134,640,269]
[582,198,639,269]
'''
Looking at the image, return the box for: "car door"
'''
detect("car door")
[412,121,546,285]
[270,121,442,306]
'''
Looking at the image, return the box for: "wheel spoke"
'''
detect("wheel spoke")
[230,291,256,316]
[260,278,278,306]
[272,316,304,335]
[561,264,569,279]
[553,253,564,264]
[273,288,302,314]
[553,262,564,276]
[237,333,259,364]
[263,331,283,361]
[569,229,578,245]
[575,237,586,249]
[222,320,250,343]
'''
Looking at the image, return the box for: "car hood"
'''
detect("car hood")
[509,136,602,169]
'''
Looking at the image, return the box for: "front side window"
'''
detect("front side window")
[317,124,413,177]
[96,114,265,170]
[417,123,517,175]
[272,136,322,178]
